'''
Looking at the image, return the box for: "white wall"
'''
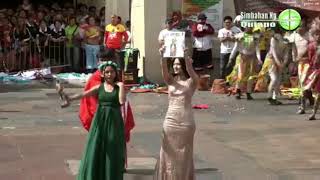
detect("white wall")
[131,0,146,78]
[131,0,167,83]
[144,0,168,83]
[104,0,130,24]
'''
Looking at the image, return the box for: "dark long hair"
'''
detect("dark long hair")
[170,58,190,79]
[100,64,119,83]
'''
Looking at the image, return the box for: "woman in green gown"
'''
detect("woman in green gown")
[62,61,126,180]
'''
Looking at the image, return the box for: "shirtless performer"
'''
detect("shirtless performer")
[227,27,262,100]
[263,27,291,105]
[292,19,315,114]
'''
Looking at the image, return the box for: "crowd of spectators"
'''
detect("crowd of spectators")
[0,0,130,73]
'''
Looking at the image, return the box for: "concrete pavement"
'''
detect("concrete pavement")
[1,86,320,179]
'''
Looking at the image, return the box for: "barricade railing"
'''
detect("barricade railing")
[1,37,71,73]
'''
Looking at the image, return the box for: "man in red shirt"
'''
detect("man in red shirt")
[104,15,128,50]
[104,15,128,78]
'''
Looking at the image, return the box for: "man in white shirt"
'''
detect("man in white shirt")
[158,18,178,47]
[158,18,179,70]
[218,16,238,79]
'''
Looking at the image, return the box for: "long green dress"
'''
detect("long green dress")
[77,84,125,180]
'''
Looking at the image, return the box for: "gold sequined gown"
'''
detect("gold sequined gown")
[155,78,196,180]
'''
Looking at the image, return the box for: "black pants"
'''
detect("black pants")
[192,48,212,69]
[220,53,231,79]
[106,47,124,70]
[260,50,267,63]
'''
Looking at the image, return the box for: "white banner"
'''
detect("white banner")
[163,31,185,58]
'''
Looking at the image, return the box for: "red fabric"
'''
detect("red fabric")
[192,104,209,109]
[78,70,135,143]
[79,71,100,131]
[104,31,109,48]
[192,23,214,37]
[309,41,320,69]
[122,101,135,142]
[306,41,320,92]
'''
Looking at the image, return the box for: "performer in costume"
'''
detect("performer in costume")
[226,27,262,100]
[79,50,135,143]
[257,27,291,105]
[301,22,320,120]
[155,47,198,180]
[291,19,315,114]
[60,61,126,180]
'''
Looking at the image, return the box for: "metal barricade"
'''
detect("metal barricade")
[1,40,31,72]
[48,39,69,68]
[1,36,72,73]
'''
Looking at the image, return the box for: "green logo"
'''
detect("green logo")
[278,9,301,30]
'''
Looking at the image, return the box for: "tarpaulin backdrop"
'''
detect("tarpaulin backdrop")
[234,0,320,17]
[182,0,224,29]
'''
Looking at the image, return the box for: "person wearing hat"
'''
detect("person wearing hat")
[191,13,215,70]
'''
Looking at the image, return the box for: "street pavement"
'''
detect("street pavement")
[1,84,320,180]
